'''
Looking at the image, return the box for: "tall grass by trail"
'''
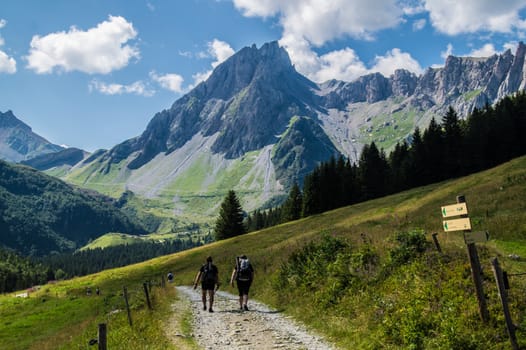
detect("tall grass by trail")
[1,156,526,349]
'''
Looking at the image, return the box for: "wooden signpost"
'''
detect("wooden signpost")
[441,202,468,218]
[441,195,489,323]
[442,217,471,232]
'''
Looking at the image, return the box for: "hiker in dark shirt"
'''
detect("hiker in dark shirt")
[193,256,219,312]
[230,255,254,311]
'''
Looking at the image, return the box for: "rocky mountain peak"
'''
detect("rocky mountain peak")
[390,69,418,96]
[0,110,64,163]
[0,110,31,131]
[196,41,295,101]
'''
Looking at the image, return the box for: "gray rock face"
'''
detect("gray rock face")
[323,42,526,119]
[110,41,319,170]
[76,40,526,206]
[391,69,418,97]
[0,110,64,162]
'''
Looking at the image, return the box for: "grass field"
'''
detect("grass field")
[2,156,526,349]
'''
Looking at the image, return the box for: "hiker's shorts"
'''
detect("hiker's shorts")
[237,280,252,296]
[201,282,215,291]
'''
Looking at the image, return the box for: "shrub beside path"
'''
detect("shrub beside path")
[170,285,337,349]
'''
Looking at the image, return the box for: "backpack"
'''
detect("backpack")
[202,263,216,284]
[237,258,251,281]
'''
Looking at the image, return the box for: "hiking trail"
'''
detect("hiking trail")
[168,285,337,349]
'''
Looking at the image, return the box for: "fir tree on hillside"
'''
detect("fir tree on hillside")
[281,182,302,222]
[214,190,246,240]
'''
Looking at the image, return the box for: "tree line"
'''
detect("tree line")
[0,238,207,293]
[0,160,146,256]
[245,92,526,231]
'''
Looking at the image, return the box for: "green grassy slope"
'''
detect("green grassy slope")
[2,156,526,349]
[80,232,192,250]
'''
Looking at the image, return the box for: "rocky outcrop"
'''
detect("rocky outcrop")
[66,40,526,217]
[21,147,87,171]
[0,110,64,162]
[324,43,526,118]
[272,116,340,187]
[107,41,319,169]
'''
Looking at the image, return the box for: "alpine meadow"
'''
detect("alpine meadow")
[1,155,526,348]
[3,1,526,348]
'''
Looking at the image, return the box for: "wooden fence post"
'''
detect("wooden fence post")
[457,195,489,323]
[98,323,107,350]
[143,282,152,310]
[431,232,442,253]
[123,286,132,326]
[491,257,519,350]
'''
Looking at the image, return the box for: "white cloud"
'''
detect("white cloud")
[232,0,526,83]
[425,0,526,35]
[412,18,426,31]
[310,47,368,83]
[232,0,281,17]
[400,1,426,15]
[150,71,185,93]
[234,0,403,46]
[441,43,454,60]
[371,48,423,76]
[467,43,497,57]
[0,51,16,74]
[191,39,235,86]
[209,39,235,68]
[234,1,421,82]
[504,41,519,52]
[280,35,422,83]
[0,19,16,74]
[26,15,139,74]
[89,79,154,96]
[192,71,212,87]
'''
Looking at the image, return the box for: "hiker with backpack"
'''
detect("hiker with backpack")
[230,255,254,311]
[193,256,219,312]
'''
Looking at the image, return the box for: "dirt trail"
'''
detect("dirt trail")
[172,286,337,350]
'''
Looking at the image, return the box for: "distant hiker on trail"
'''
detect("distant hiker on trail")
[193,256,219,312]
[167,272,174,283]
[230,255,254,311]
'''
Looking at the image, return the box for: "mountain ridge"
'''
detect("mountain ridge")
[12,41,526,225]
[0,110,64,163]
[0,159,146,255]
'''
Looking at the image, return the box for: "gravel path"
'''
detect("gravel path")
[173,286,337,350]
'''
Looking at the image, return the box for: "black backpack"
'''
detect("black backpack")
[237,258,251,281]
[202,263,216,284]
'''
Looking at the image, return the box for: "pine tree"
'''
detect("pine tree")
[214,190,246,240]
[358,142,390,200]
[389,140,411,192]
[281,182,303,222]
[422,117,444,182]
[441,107,463,177]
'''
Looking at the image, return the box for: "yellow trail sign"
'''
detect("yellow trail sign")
[443,217,471,232]
[441,202,468,218]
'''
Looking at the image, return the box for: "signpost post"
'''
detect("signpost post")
[441,195,489,323]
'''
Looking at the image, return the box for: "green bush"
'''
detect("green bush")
[388,230,429,266]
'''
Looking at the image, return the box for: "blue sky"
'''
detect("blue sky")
[1,0,526,152]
